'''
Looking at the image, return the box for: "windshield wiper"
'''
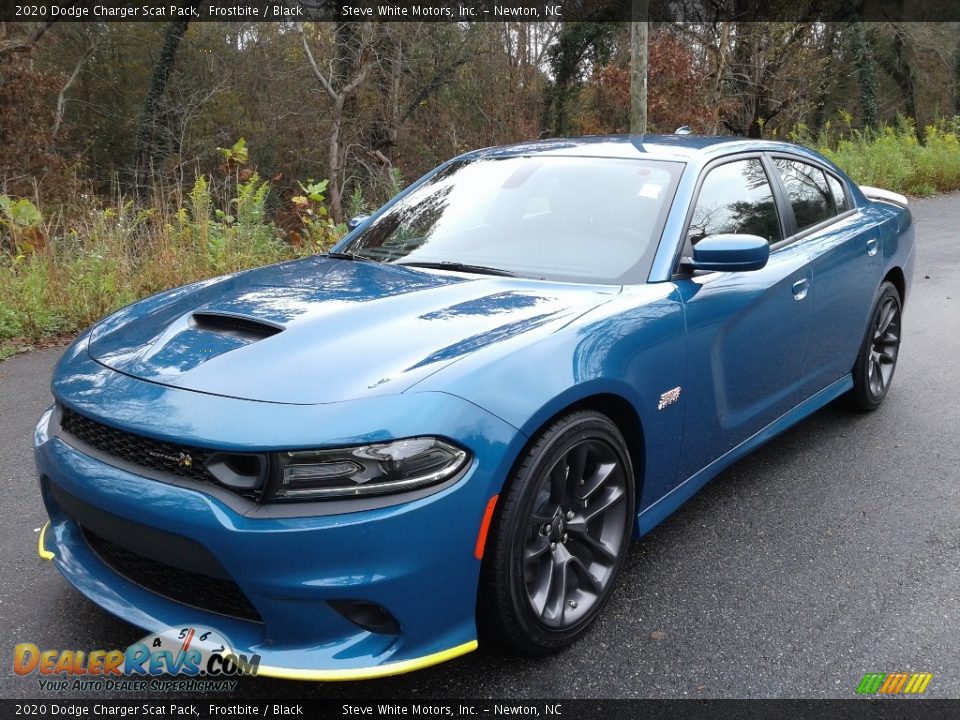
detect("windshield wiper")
[396,261,517,277]
[325,251,376,262]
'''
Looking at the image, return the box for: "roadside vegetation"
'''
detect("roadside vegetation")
[3,118,960,361]
[801,115,960,196]
[2,19,960,359]
[0,140,347,359]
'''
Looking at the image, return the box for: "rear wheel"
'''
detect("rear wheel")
[478,411,635,654]
[850,281,902,411]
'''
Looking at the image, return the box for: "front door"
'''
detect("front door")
[673,157,813,482]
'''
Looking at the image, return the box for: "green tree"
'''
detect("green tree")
[133,17,191,191]
[544,22,617,136]
[954,42,960,116]
[848,21,879,130]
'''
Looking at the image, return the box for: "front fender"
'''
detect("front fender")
[417,283,688,515]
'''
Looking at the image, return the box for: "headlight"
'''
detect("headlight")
[270,437,469,501]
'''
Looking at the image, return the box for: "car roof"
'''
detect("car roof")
[462,134,815,163]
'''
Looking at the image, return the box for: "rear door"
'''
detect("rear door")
[767,155,883,397]
[673,156,813,481]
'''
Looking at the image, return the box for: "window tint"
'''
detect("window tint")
[688,159,782,245]
[774,159,835,231]
[826,174,849,213]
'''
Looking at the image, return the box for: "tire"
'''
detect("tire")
[850,281,903,411]
[478,410,635,655]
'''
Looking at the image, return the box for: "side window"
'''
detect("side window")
[774,158,836,232]
[826,174,849,213]
[688,159,782,245]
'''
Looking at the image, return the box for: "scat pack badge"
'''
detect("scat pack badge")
[658,386,682,410]
[13,626,260,689]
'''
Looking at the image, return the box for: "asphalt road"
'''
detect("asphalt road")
[1,193,958,700]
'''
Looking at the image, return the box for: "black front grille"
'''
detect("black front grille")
[83,527,262,622]
[58,406,266,500]
[60,406,218,485]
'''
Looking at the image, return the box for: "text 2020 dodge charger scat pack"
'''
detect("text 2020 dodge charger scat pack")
[35,135,914,679]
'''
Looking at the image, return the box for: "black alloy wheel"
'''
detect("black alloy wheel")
[851,281,903,410]
[478,411,635,654]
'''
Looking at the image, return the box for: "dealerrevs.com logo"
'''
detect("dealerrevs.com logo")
[13,626,260,692]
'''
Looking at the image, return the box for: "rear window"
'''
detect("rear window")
[773,158,836,232]
[826,174,849,213]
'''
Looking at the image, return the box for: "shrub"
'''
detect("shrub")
[0,159,345,354]
[794,115,960,196]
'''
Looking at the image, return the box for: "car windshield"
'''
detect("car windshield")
[340,155,683,284]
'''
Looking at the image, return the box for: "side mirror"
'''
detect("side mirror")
[347,214,370,231]
[686,234,770,272]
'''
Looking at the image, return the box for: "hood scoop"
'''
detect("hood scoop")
[190,312,283,341]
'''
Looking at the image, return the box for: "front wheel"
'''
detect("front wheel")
[478,411,635,654]
[850,281,903,411]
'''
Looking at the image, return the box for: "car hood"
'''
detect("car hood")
[87,256,616,404]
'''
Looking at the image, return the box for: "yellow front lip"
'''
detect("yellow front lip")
[38,521,54,560]
[256,640,478,682]
[35,519,474,680]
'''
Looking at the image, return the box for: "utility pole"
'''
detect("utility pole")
[630,0,649,134]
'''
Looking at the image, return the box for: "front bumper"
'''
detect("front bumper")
[33,380,523,679]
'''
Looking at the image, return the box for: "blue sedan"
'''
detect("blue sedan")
[34,135,914,679]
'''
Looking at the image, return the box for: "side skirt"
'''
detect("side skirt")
[635,374,853,538]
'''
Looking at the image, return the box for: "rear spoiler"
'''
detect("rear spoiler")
[860,186,909,208]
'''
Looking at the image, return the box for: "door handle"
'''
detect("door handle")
[792,278,810,301]
[866,236,879,257]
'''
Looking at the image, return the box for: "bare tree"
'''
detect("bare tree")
[52,38,98,142]
[299,21,375,223]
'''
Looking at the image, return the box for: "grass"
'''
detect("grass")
[795,115,960,196]
[3,117,960,360]
[0,344,20,361]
